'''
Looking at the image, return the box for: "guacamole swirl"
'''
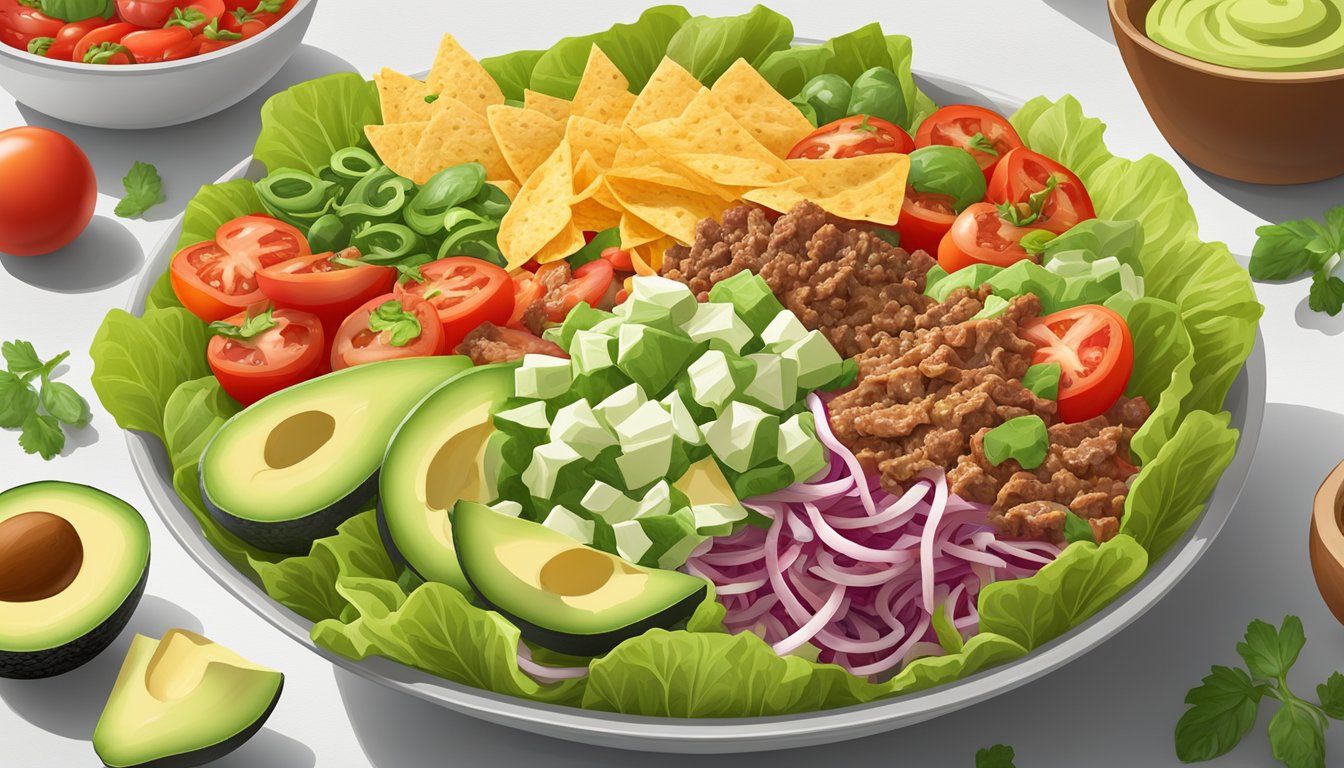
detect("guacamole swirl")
[1147,0,1344,72]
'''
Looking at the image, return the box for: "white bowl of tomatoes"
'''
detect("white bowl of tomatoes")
[0,0,317,129]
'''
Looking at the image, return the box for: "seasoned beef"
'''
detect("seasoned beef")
[454,322,566,366]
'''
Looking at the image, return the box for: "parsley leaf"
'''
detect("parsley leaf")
[367,300,422,347]
[0,372,38,429]
[1249,219,1331,280]
[975,744,1017,768]
[1268,699,1326,768]
[18,412,63,460]
[1175,665,1266,761]
[1063,510,1096,545]
[1318,673,1344,720]
[114,161,165,219]
[1,340,93,460]
[2,340,42,376]
[40,379,90,427]
[966,132,999,157]
[1238,616,1306,680]
[1309,273,1344,316]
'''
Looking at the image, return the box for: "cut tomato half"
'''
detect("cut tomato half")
[1021,304,1134,423]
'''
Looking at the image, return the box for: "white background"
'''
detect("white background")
[3,1,1344,766]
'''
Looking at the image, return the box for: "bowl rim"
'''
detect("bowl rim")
[1108,0,1344,83]
[0,0,316,73]
[1313,460,1344,563]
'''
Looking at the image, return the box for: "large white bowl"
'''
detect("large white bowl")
[0,0,318,129]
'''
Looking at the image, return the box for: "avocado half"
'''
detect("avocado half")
[454,501,708,656]
[200,356,472,554]
[378,363,516,594]
[0,482,150,680]
[93,629,283,768]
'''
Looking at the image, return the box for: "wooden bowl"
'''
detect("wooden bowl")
[1311,460,1344,624]
[1109,0,1344,184]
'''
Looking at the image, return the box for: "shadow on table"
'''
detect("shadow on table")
[1040,0,1116,45]
[0,595,201,741]
[211,728,316,768]
[336,403,1344,768]
[1189,163,1344,224]
[15,44,360,221]
[0,215,143,292]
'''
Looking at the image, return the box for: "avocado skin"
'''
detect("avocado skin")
[461,568,708,658]
[201,470,378,556]
[0,563,149,680]
[376,496,416,578]
[98,676,284,768]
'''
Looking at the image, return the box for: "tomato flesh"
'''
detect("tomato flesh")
[207,307,325,406]
[332,294,444,370]
[915,105,1024,181]
[1021,305,1134,423]
[936,202,1042,274]
[395,257,514,349]
[122,26,196,62]
[171,215,310,322]
[897,187,958,256]
[986,147,1095,235]
[787,115,914,160]
[507,271,544,330]
[257,249,395,329]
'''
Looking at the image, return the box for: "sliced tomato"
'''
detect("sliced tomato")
[331,294,444,371]
[72,21,135,63]
[937,202,1047,274]
[394,257,513,349]
[986,147,1096,235]
[601,246,633,272]
[1021,305,1134,423]
[915,105,1024,181]
[121,27,197,63]
[506,270,544,330]
[45,19,108,61]
[787,115,915,160]
[898,187,959,256]
[256,249,395,330]
[207,307,324,406]
[538,259,614,323]
[170,215,310,322]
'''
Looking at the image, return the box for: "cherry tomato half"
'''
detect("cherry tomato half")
[0,127,96,257]
[122,27,197,63]
[1021,305,1134,423]
[787,115,915,160]
[73,22,137,64]
[114,0,180,28]
[986,147,1096,235]
[45,19,110,61]
[937,202,1044,274]
[331,294,444,371]
[207,307,325,406]
[915,105,1024,181]
[221,7,274,38]
[171,215,311,322]
[395,257,514,350]
[1,5,62,49]
[256,249,396,331]
[897,187,959,256]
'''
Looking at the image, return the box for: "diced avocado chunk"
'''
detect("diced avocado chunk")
[621,275,698,329]
[760,310,808,348]
[588,317,623,336]
[972,294,1010,320]
[490,500,524,518]
[558,302,615,348]
[661,391,704,445]
[685,350,754,413]
[785,330,844,390]
[633,480,672,519]
[522,441,582,499]
[593,383,647,431]
[550,399,616,460]
[493,401,551,443]
[1022,362,1061,400]
[703,402,780,473]
[681,302,753,354]
[707,271,785,336]
[541,326,565,346]
[983,415,1049,470]
[612,520,654,563]
[570,330,617,375]
[691,503,746,536]
[778,412,827,482]
[742,353,799,412]
[581,481,641,524]
[614,400,676,449]
[616,324,702,397]
[543,504,595,544]
[515,354,573,399]
[616,436,673,490]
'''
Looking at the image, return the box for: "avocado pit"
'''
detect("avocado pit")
[539,548,615,597]
[263,410,336,469]
[0,511,83,602]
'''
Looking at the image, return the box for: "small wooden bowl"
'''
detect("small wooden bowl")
[1310,460,1344,624]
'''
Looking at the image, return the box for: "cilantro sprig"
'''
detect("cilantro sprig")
[1249,209,1344,315]
[967,132,999,157]
[207,305,278,341]
[0,340,92,460]
[1176,616,1344,767]
[367,300,422,347]
[975,744,1017,767]
[114,161,165,219]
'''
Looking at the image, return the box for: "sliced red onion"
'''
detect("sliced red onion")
[516,642,589,682]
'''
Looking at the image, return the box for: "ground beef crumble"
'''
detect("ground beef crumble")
[660,200,1150,543]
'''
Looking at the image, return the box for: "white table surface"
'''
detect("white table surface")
[3,1,1343,766]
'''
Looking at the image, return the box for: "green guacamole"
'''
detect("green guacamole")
[1147,0,1344,72]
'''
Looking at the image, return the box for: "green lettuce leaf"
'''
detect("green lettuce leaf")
[664,5,793,86]
[481,49,546,103]
[977,535,1149,651]
[144,271,182,312]
[1122,411,1239,559]
[312,578,585,706]
[254,73,382,176]
[250,511,396,623]
[1126,297,1196,464]
[177,179,265,249]
[89,308,210,441]
[882,632,1028,696]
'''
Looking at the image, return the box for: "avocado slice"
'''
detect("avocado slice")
[201,356,471,554]
[93,629,283,768]
[0,482,149,680]
[454,501,708,656]
[378,363,516,593]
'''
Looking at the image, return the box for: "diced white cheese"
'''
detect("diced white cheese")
[543,505,595,544]
[784,330,844,389]
[686,350,739,412]
[681,302,752,354]
[550,399,615,460]
[514,354,573,399]
[570,330,616,375]
[615,435,673,490]
[494,400,550,433]
[612,520,654,563]
[777,412,827,481]
[759,309,808,348]
[703,401,773,472]
[633,481,672,519]
[661,391,704,445]
[629,275,698,325]
[614,400,676,449]
[592,383,647,431]
[521,441,582,499]
[489,500,524,518]
[742,353,799,412]
[581,481,641,524]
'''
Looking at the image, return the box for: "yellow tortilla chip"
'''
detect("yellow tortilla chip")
[625,58,704,130]
[606,175,731,245]
[630,236,676,274]
[743,154,911,225]
[636,90,798,189]
[609,126,734,199]
[620,211,666,248]
[412,98,512,184]
[364,122,427,180]
[489,179,519,200]
[711,58,815,159]
[524,90,572,123]
[374,69,437,124]
[535,221,587,264]
[486,104,564,184]
[572,150,604,195]
[424,34,505,114]
[570,45,636,127]
[498,142,575,268]
[565,116,622,173]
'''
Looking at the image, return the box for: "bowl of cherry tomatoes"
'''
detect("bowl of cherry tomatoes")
[0,0,317,129]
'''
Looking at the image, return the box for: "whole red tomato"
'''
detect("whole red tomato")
[0,128,96,257]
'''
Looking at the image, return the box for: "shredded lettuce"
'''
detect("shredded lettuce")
[253,73,382,176]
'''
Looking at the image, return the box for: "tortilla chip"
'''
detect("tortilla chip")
[625,58,704,130]
[364,122,427,180]
[609,126,734,199]
[489,179,520,200]
[606,175,731,245]
[535,221,587,264]
[524,89,572,123]
[486,104,564,184]
[620,211,666,248]
[412,98,512,184]
[572,150,604,195]
[711,58,815,159]
[565,116,622,173]
[570,45,636,127]
[630,236,676,273]
[424,34,505,114]
[498,142,575,268]
[743,154,911,225]
[374,69,437,124]
[636,90,798,189]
